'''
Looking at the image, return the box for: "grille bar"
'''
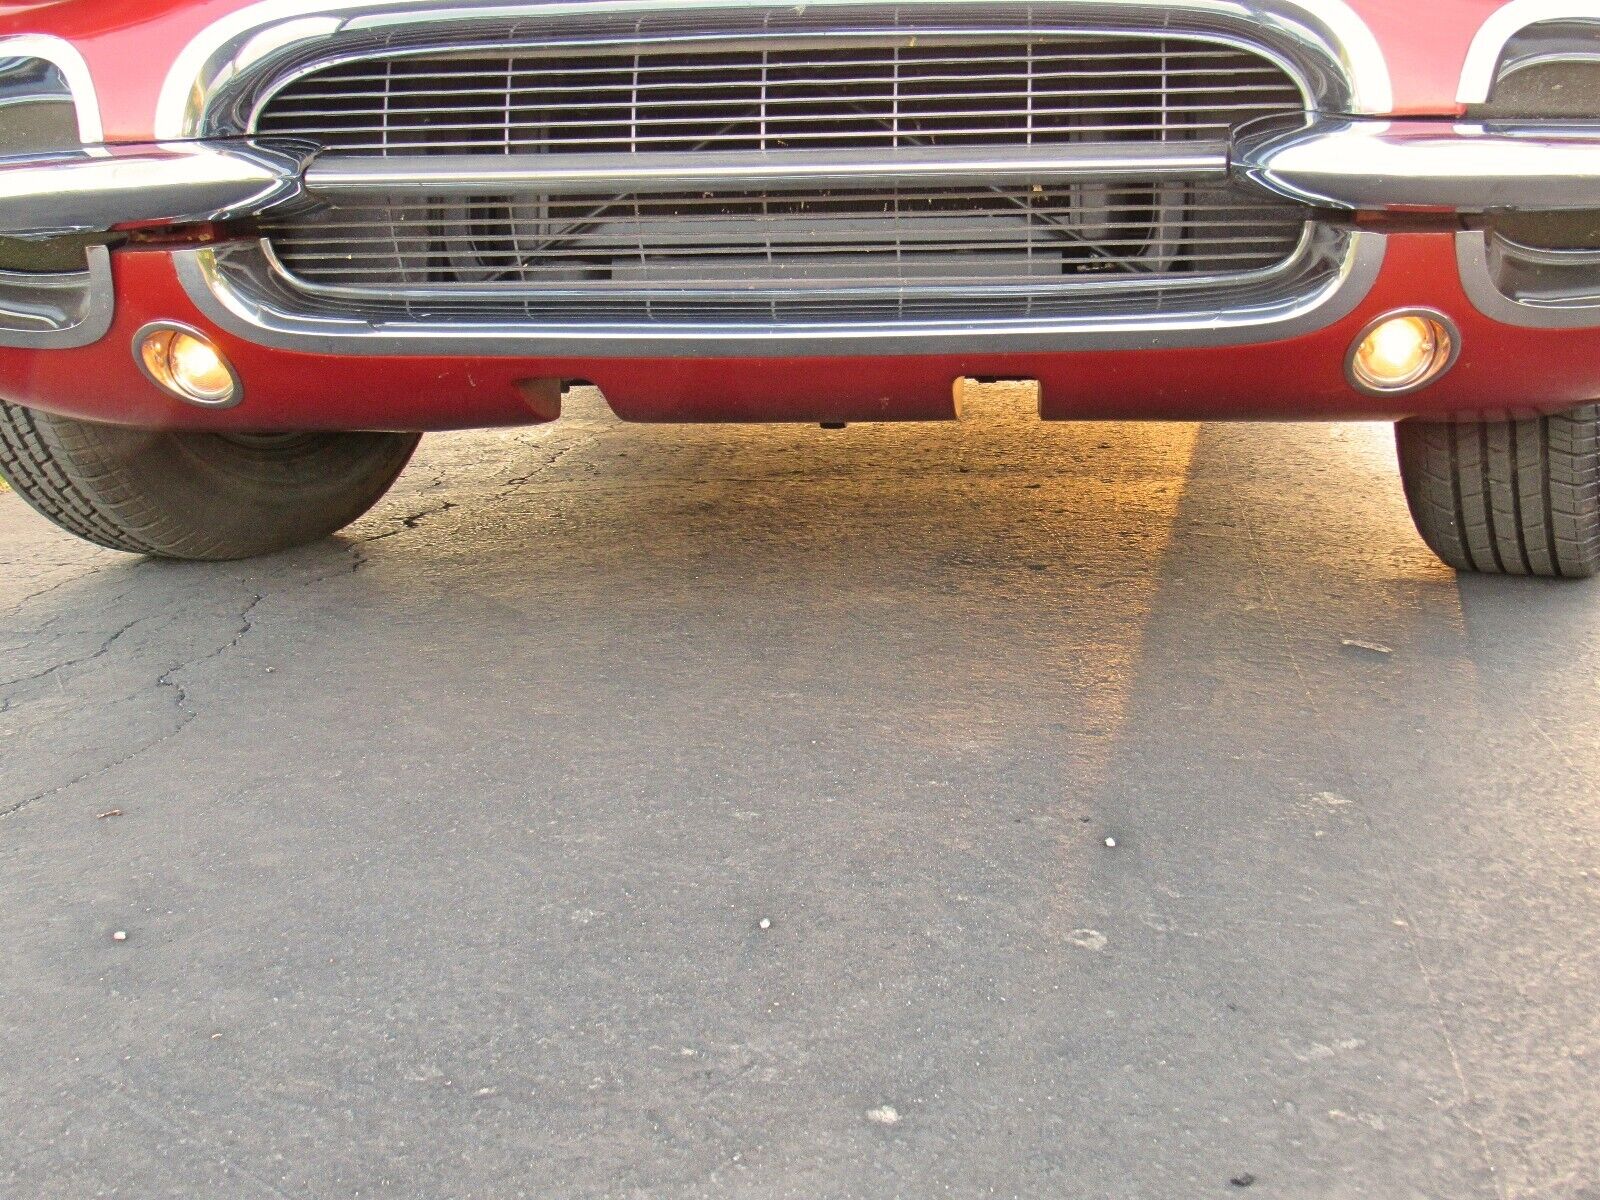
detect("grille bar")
[263,51,1290,90]
[292,126,1259,153]
[275,83,1298,115]
[305,144,1228,197]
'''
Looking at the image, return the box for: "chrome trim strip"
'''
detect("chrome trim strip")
[1457,229,1600,329]
[1498,43,1600,83]
[1233,116,1600,212]
[0,141,314,238]
[174,231,1387,358]
[154,0,1393,140]
[306,144,1229,198]
[1481,237,1600,268]
[242,23,1323,139]
[1459,1,1600,104]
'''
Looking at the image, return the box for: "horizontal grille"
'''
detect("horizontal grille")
[262,186,1310,322]
[258,38,1305,154]
[254,32,1315,326]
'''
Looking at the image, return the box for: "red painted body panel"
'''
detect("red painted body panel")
[1,237,1598,431]
[2,0,1597,431]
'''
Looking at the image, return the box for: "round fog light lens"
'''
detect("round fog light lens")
[134,323,240,408]
[1348,311,1459,396]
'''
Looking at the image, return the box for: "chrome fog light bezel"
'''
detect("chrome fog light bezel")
[133,320,242,409]
[1345,309,1462,397]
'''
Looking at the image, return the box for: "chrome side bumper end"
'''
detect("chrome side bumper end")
[1233,116,1600,212]
[0,140,315,239]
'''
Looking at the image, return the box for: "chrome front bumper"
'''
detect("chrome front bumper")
[4,118,1600,240]
[4,116,1600,355]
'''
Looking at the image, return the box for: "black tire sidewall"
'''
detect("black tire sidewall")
[10,407,421,560]
[118,429,420,558]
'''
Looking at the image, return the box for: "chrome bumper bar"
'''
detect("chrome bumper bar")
[304,143,1230,197]
[2,118,1599,239]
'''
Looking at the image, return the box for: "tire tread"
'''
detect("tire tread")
[1397,405,1600,579]
[0,399,163,554]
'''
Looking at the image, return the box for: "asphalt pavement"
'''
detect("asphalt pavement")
[3,386,1598,1199]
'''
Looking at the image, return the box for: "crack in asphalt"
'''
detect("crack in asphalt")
[0,595,263,820]
[157,593,264,725]
[0,617,147,705]
[0,555,105,571]
[354,500,460,547]
[1,423,594,814]
[1,587,145,674]
[344,428,594,562]
[1,572,86,614]
[495,433,592,497]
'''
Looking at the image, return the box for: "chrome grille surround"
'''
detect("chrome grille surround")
[166,0,1390,355]
[1456,11,1600,329]
[0,39,113,350]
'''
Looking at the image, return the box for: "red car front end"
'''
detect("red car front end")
[0,0,1596,572]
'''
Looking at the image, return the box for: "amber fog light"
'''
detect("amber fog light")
[134,323,240,408]
[1347,310,1460,397]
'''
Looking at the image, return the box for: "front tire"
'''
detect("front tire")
[0,399,420,561]
[1395,404,1599,578]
